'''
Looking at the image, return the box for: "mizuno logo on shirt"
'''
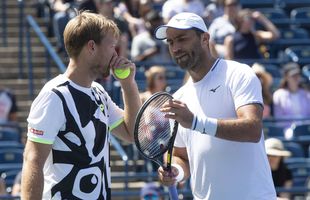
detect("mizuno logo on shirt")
[210,85,221,93]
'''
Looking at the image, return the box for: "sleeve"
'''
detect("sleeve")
[27,90,66,144]
[230,65,263,110]
[104,91,124,132]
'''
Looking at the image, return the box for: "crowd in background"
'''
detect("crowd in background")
[1,0,310,199]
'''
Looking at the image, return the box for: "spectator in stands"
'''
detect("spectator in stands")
[11,171,21,196]
[130,10,172,63]
[140,65,167,103]
[224,9,280,60]
[208,0,240,57]
[273,62,310,125]
[78,0,97,12]
[154,12,276,199]
[252,63,273,118]
[51,0,78,53]
[203,0,224,26]
[265,138,292,200]
[79,0,130,58]
[116,0,153,38]
[21,12,142,199]
[0,87,18,122]
[140,182,163,200]
[161,0,205,23]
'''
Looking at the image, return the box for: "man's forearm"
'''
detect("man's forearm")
[21,163,44,200]
[121,81,142,138]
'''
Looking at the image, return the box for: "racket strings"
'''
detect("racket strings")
[137,95,173,158]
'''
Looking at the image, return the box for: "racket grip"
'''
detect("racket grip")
[168,185,178,200]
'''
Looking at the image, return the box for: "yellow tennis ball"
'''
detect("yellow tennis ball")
[114,68,130,79]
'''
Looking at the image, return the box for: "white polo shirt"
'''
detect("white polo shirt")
[174,59,276,200]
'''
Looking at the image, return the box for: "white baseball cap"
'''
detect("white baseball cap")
[155,12,208,40]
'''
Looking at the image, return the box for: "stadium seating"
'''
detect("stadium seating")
[290,123,310,140]
[285,158,310,187]
[283,46,310,65]
[0,129,21,143]
[268,28,310,59]
[262,64,283,90]
[284,142,305,158]
[257,8,291,28]
[279,0,310,13]
[290,7,310,30]
[0,141,24,151]
[0,149,23,164]
[302,64,310,81]
[239,0,275,8]
[263,123,286,139]
[0,169,20,191]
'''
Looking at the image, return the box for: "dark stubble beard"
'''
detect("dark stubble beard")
[174,47,202,71]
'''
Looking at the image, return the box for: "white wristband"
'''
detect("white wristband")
[172,164,184,182]
[191,115,218,136]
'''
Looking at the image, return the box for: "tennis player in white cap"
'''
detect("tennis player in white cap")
[156,12,277,200]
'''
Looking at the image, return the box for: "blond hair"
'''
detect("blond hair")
[145,65,166,91]
[63,11,120,58]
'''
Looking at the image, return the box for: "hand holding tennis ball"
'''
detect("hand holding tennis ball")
[111,54,133,79]
[114,67,130,79]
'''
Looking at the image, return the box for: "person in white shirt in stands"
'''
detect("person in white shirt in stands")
[273,62,310,127]
[154,12,276,199]
[161,0,205,23]
[208,0,241,57]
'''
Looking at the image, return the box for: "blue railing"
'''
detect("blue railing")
[110,135,129,194]
[1,0,7,47]
[25,15,66,99]
[18,0,24,78]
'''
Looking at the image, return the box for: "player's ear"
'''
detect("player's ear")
[87,40,96,52]
[202,32,210,43]
[201,32,210,47]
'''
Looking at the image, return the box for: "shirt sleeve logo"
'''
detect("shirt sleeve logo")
[28,127,44,135]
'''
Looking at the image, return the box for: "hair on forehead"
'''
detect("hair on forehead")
[63,11,120,58]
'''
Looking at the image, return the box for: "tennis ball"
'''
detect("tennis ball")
[114,68,130,79]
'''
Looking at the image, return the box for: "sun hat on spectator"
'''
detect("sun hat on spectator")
[283,62,301,77]
[265,138,291,157]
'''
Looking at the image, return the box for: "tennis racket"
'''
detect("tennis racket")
[134,92,179,200]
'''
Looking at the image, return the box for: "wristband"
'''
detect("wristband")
[191,115,218,136]
[172,164,184,182]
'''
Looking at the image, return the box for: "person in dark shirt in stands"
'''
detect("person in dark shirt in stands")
[224,9,279,60]
[265,138,293,200]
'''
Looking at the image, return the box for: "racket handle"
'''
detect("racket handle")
[168,185,178,200]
